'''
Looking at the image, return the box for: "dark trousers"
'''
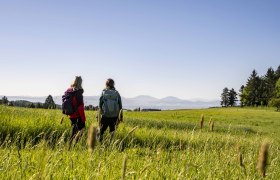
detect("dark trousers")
[70,117,85,142]
[99,116,117,142]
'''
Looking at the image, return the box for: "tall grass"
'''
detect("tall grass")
[0,105,279,179]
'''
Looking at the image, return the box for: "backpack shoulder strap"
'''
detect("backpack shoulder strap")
[102,89,106,96]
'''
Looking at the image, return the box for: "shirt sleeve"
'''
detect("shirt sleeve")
[118,92,122,110]
[99,91,104,110]
[76,91,86,122]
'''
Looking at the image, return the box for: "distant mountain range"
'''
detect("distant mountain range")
[3,95,220,110]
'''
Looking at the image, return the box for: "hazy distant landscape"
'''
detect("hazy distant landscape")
[4,95,220,110]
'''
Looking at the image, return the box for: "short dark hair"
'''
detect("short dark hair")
[106,78,115,89]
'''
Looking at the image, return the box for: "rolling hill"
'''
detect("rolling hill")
[4,95,220,110]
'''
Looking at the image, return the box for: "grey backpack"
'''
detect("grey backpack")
[101,89,120,118]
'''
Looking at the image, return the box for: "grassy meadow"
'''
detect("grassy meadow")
[0,105,279,179]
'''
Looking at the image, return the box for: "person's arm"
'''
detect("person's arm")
[117,92,122,110]
[99,91,104,111]
[76,91,86,122]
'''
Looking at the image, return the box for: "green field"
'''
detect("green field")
[0,105,279,179]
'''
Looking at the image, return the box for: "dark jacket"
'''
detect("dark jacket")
[65,88,86,122]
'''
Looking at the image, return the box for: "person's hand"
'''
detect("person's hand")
[81,121,86,129]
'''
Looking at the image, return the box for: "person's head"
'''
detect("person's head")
[71,76,83,90]
[106,78,115,89]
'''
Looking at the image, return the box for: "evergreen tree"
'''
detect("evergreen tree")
[221,87,229,107]
[1,96,9,105]
[228,88,238,107]
[8,101,14,106]
[276,78,280,98]
[242,70,262,106]
[239,85,245,107]
[35,103,42,109]
[44,95,56,109]
[241,66,280,108]
[275,65,280,80]
[269,78,280,111]
[29,103,35,108]
[262,67,277,105]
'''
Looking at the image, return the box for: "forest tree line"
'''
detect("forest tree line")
[221,65,280,111]
[0,95,97,110]
[0,95,58,109]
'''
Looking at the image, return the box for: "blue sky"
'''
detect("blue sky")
[0,0,279,100]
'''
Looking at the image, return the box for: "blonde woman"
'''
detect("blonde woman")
[62,76,86,143]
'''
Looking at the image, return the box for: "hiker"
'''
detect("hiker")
[99,78,122,143]
[62,76,86,145]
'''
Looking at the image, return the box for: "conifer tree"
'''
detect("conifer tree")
[262,67,277,105]
[228,88,237,106]
[44,95,56,109]
[239,85,245,107]
[1,96,9,105]
[243,70,262,106]
[221,87,229,107]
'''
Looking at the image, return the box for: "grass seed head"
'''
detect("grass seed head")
[128,126,138,136]
[236,144,244,167]
[200,114,204,129]
[87,125,97,152]
[208,117,212,127]
[119,109,123,122]
[257,141,269,178]
[122,154,128,180]
[179,139,182,150]
[210,120,214,132]
[60,117,64,124]
[239,153,243,167]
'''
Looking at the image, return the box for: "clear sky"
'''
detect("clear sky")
[0,0,279,100]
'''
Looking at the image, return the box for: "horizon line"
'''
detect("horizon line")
[1,94,220,102]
